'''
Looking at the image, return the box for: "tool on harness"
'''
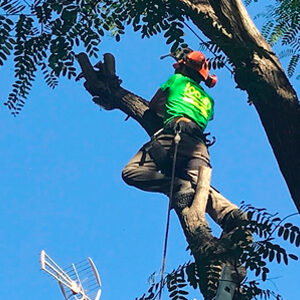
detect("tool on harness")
[160,49,217,88]
[158,124,181,300]
[139,128,171,174]
[165,117,216,147]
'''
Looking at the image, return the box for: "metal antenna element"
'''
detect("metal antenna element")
[40,250,102,300]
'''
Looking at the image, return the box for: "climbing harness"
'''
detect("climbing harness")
[158,123,181,300]
[139,118,215,173]
[139,128,170,173]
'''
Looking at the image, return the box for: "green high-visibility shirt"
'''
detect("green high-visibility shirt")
[160,73,214,130]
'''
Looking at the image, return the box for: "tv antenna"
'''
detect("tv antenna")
[40,250,102,300]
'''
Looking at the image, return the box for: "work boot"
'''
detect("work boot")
[170,178,195,210]
[221,209,248,233]
[172,190,195,210]
[221,209,253,252]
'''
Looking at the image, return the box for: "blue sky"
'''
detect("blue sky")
[0,2,299,300]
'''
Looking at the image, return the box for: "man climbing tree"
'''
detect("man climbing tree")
[120,49,251,299]
[122,49,245,235]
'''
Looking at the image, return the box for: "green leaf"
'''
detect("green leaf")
[290,231,296,244]
[169,290,178,298]
[0,52,6,60]
[283,228,290,240]
[284,223,293,228]
[276,251,281,263]
[168,285,177,292]
[288,253,298,260]
[269,249,275,262]
[278,226,284,237]
[296,234,300,247]
[103,23,110,31]
[178,290,188,295]
[166,35,175,44]
[262,271,267,281]
[171,41,179,53]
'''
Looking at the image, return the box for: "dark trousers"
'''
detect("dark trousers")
[122,131,237,225]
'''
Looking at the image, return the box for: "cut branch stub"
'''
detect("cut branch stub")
[76,52,163,136]
[103,53,116,77]
[76,52,122,110]
[76,52,102,89]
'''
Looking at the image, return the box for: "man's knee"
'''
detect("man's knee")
[121,164,136,186]
[220,208,249,233]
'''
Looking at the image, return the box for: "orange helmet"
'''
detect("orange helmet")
[173,50,217,88]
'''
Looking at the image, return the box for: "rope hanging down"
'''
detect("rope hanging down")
[158,127,181,300]
[183,21,234,75]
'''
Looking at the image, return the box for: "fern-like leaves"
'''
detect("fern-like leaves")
[0,0,234,114]
[136,204,299,300]
[250,0,300,78]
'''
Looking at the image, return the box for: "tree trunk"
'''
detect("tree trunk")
[174,166,223,299]
[176,0,300,212]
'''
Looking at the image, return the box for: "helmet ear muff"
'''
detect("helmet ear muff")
[205,74,217,88]
[173,62,181,69]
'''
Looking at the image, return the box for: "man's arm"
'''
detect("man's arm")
[149,88,167,118]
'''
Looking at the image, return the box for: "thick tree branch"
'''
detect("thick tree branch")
[76,52,163,136]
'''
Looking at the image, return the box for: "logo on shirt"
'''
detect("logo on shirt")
[183,82,212,118]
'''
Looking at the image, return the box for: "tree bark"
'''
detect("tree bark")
[176,0,300,212]
[76,52,163,136]
[174,166,213,247]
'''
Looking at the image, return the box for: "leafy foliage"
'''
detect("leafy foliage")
[135,281,160,300]
[246,0,300,78]
[0,0,108,114]
[136,205,299,300]
[199,41,234,72]
[166,265,189,300]
[1,0,298,113]
[0,0,231,114]
[244,0,259,6]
